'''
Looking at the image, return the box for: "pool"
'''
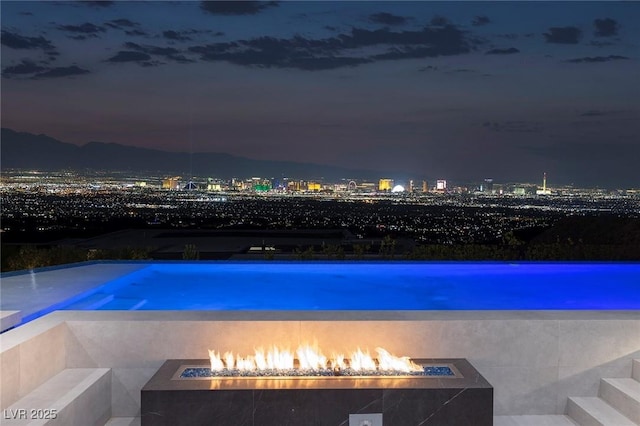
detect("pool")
[58,262,640,311]
[2,261,639,419]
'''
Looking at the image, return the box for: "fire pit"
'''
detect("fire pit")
[141,346,492,426]
[179,345,459,379]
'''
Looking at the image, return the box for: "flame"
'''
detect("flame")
[349,348,376,371]
[208,350,225,371]
[375,347,423,372]
[331,353,347,370]
[208,344,421,374]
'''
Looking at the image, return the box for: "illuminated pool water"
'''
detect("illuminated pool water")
[60,262,640,311]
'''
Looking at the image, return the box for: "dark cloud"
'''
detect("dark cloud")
[430,16,450,27]
[483,121,541,133]
[580,110,607,117]
[32,65,90,79]
[590,40,614,48]
[165,54,194,64]
[578,110,627,118]
[112,18,138,27]
[125,30,147,37]
[163,30,192,42]
[122,42,194,63]
[162,29,219,40]
[418,65,438,72]
[278,56,370,71]
[191,45,368,70]
[335,25,472,54]
[79,1,114,7]
[107,51,152,63]
[485,47,519,55]
[69,34,98,40]
[124,42,176,56]
[1,30,56,53]
[3,59,89,79]
[371,46,429,61]
[200,1,278,15]
[189,25,472,71]
[448,68,474,74]
[2,59,47,77]
[58,23,106,34]
[369,12,407,26]
[19,12,34,16]
[472,16,490,26]
[141,60,164,68]
[543,26,581,44]
[105,19,140,30]
[567,55,628,63]
[496,34,518,40]
[124,41,174,55]
[594,18,618,37]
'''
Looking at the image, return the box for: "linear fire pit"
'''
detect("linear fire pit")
[141,358,492,426]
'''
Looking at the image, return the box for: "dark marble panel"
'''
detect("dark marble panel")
[383,387,493,426]
[141,390,252,426]
[253,389,383,426]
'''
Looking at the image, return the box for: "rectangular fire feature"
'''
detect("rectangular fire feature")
[141,358,492,426]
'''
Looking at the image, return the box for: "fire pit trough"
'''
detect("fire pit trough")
[141,357,492,426]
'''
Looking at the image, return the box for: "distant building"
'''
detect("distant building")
[482,178,494,193]
[334,183,348,192]
[183,181,198,191]
[378,179,393,191]
[231,178,245,191]
[436,180,447,191]
[271,178,284,191]
[359,182,376,192]
[536,172,552,195]
[422,180,428,193]
[288,180,302,191]
[307,182,321,191]
[253,181,271,192]
[162,177,180,190]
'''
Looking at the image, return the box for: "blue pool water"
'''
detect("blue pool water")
[61,262,640,311]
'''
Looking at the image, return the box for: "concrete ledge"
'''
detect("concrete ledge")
[566,397,636,426]
[1,311,22,332]
[599,378,640,424]
[2,368,111,426]
[494,415,579,425]
[105,418,140,426]
[15,308,640,322]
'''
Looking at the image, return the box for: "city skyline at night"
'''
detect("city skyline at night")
[2,1,639,187]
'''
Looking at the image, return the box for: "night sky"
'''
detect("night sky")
[2,1,639,186]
